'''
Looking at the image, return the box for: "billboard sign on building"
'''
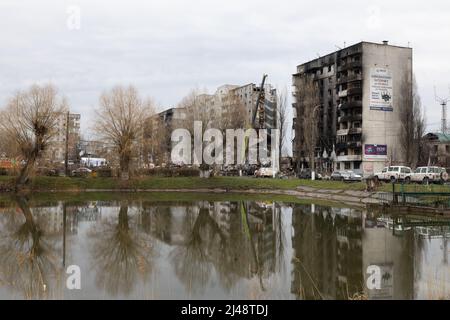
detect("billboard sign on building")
[370,68,393,112]
[364,144,387,160]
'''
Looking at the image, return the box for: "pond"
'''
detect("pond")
[0,193,449,300]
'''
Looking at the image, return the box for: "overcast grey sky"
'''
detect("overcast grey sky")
[1,0,449,136]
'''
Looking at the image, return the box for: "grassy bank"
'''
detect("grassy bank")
[0,175,367,192]
[2,175,450,194]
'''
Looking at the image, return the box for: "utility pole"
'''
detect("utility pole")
[65,111,70,176]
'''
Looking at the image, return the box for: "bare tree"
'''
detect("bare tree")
[0,84,66,190]
[293,75,321,175]
[220,91,248,130]
[400,73,426,168]
[276,89,289,168]
[414,78,427,166]
[94,86,155,180]
[178,89,217,135]
[177,89,219,171]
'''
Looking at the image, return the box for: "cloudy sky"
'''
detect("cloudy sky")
[0,0,449,137]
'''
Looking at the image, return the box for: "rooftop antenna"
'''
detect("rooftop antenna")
[435,86,450,134]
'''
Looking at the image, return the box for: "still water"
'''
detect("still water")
[0,194,449,300]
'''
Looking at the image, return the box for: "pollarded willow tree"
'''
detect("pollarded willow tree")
[94,86,155,180]
[0,84,66,190]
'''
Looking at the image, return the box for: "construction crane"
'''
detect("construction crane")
[252,74,268,129]
[239,74,269,169]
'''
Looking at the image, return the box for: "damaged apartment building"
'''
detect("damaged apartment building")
[292,41,413,176]
[200,82,278,130]
[146,80,277,165]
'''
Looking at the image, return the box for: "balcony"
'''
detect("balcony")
[338,114,362,123]
[337,129,349,136]
[336,155,362,162]
[338,61,362,72]
[348,128,362,135]
[336,141,362,150]
[340,100,362,110]
[305,62,322,72]
[347,74,362,82]
[347,87,362,96]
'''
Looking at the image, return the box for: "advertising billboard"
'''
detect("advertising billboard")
[370,68,393,112]
[364,144,387,160]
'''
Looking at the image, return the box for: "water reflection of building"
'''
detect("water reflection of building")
[362,212,414,299]
[140,200,280,283]
[291,204,363,299]
[290,203,450,300]
[31,202,79,235]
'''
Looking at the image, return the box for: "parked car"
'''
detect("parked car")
[341,170,362,182]
[71,167,92,177]
[330,171,344,181]
[298,169,322,180]
[345,170,363,182]
[374,166,412,183]
[255,167,276,178]
[332,170,362,182]
[410,166,449,184]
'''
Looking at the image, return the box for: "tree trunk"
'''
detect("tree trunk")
[120,154,130,180]
[15,158,35,191]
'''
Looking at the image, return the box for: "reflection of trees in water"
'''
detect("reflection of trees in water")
[291,205,363,300]
[169,201,284,296]
[170,204,226,295]
[89,202,156,296]
[0,197,61,299]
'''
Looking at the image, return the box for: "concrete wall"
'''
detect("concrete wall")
[361,42,413,175]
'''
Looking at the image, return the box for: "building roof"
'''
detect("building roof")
[294,41,412,71]
[424,132,450,143]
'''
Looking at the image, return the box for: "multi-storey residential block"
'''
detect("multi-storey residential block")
[44,112,81,164]
[293,41,413,176]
